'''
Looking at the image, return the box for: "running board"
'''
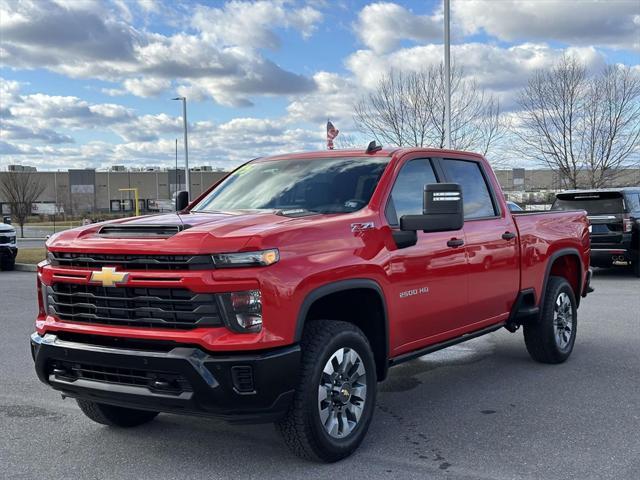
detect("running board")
[389,323,505,367]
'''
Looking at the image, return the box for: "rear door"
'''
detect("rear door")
[440,158,520,327]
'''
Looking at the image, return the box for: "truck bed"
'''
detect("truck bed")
[513,210,590,303]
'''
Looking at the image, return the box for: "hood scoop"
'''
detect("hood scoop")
[98,224,190,238]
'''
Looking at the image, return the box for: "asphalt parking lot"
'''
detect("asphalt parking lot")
[1,269,638,480]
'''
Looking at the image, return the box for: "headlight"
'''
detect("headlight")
[219,290,262,333]
[212,249,279,268]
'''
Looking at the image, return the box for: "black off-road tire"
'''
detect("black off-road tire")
[633,251,640,278]
[276,320,377,462]
[524,276,577,364]
[0,257,15,271]
[76,399,159,427]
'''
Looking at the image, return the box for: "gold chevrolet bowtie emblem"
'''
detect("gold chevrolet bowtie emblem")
[90,267,129,287]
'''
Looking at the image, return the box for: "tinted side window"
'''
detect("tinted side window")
[386,159,437,225]
[442,159,497,219]
[625,193,640,212]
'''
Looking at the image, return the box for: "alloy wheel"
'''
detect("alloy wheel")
[317,347,367,438]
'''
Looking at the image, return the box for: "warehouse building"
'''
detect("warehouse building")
[0,168,227,216]
[1,166,639,216]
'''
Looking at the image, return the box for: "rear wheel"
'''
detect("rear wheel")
[76,399,159,427]
[524,276,577,364]
[633,251,640,278]
[276,320,376,462]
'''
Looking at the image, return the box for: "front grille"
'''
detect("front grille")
[48,283,223,329]
[49,252,214,270]
[50,360,192,395]
[0,235,15,244]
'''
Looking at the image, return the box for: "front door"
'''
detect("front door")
[383,157,469,356]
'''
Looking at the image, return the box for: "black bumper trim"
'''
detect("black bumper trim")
[0,246,17,258]
[31,333,300,423]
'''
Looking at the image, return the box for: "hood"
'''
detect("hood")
[46,210,316,254]
[0,223,15,234]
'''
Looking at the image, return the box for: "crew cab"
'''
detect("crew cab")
[0,221,17,271]
[31,148,592,462]
[552,188,640,277]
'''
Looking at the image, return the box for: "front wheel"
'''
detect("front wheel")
[523,276,577,364]
[276,320,377,462]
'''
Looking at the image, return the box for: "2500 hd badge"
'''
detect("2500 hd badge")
[399,286,429,298]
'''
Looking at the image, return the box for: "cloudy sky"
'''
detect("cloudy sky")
[0,0,638,171]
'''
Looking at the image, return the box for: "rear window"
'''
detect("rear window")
[551,192,625,215]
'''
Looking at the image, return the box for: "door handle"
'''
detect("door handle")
[447,238,465,248]
[502,231,516,241]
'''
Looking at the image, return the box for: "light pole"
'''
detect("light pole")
[443,0,451,149]
[175,138,179,192]
[172,96,190,198]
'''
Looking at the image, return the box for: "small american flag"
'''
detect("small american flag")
[326,120,339,150]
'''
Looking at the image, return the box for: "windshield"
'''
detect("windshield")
[193,156,390,214]
[551,193,625,215]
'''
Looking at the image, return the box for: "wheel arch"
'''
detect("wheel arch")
[541,248,584,309]
[295,279,390,381]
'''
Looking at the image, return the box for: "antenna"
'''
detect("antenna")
[365,141,382,154]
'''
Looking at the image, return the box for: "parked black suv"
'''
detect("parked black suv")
[0,221,17,271]
[552,188,640,277]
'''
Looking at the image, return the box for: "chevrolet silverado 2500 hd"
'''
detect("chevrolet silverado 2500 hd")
[31,148,592,462]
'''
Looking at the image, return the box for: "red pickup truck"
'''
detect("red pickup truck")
[31,147,592,462]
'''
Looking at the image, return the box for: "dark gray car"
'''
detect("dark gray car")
[552,188,640,276]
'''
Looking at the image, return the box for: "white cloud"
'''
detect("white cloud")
[354,2,442,54]
[0,78,325,171]
[192,1,323,49]
[287,72,360,126]
[452,0,639,51]
[122,77,172,97]
[346,43,607,108]
[0,0,320,105]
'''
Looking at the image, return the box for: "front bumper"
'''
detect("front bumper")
[31,332,300,423]
[0,246,17,259]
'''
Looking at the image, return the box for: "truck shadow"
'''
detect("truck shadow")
[74,331,565,474]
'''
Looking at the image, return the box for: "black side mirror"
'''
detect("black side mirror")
[175,191,189,211]
[400,183,464,233]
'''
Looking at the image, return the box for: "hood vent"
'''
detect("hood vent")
[98,224,190,238]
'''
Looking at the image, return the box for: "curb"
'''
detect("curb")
[14,263,37,272]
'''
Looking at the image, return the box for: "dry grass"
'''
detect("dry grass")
[16,247,46,265]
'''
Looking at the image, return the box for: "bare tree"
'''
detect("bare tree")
[353,65,508,158]
[515,56,640,189]
[0,171,46,237]
[333,133,360,149]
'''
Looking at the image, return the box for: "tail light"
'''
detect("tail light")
[623,217,633,233]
